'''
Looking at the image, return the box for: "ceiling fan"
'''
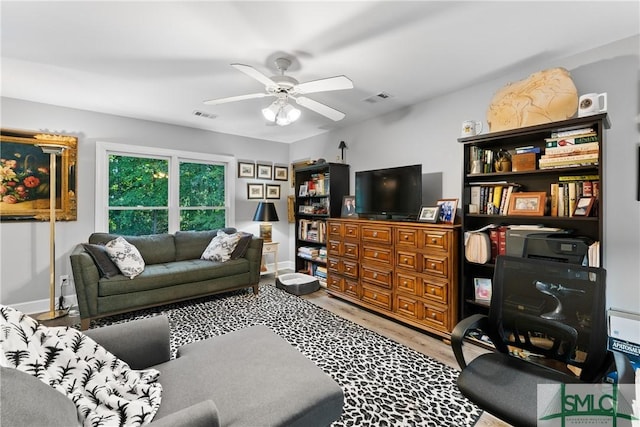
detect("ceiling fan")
[204,57,353,125]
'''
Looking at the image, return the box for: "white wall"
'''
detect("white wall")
[290,36,640,313]
[0,101,290,307]
[3,36,638,315]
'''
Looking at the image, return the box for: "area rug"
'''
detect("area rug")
[91,284,483,426]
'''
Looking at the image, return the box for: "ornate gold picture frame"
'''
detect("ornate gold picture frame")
[0,129,77,221]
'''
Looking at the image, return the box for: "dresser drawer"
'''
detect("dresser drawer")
[361,265,392,289]
[361,284,393,311]
[344,224,359,239]
[422,277,448,304]
[396,251,418,271]
[343,260,359,278]
[422,254,449,278]
[395,294,418,319]
[327,257,341,274]
[343,242,359,259]
[326,275,343,292]
[395,272,419,296]
[344,279,359,298]
[421,303,449,330]
[362,245,393,266]
[328,240,342,255]
[422,230,449,251]
[396,228,418,248]
[361,225,392,245]
[328,222,342,238]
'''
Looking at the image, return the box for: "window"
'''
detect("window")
[96,142,235,235]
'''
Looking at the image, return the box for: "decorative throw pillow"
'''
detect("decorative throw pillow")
[82,243,121,278]
[104,236,145,279]
[230,232,253,260]
[201,230,241,262]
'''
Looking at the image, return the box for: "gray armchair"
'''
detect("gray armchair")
[1,316,344,427]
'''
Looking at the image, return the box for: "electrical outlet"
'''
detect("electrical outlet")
[60,274,69,287]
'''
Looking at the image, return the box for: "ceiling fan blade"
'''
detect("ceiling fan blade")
[294,75,353,94]
[294,96,346,121]
[203,92,270,105]
[231,63,277,88]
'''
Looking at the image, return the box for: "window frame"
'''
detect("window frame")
[95,142,236,233]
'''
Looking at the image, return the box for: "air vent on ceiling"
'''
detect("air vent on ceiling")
[193,110,217,119]
[363,92,393,104]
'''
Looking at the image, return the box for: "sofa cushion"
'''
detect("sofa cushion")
[153,325,344,427]
[97,259,249,297]
[83,243,120,278]
[174,228,237,261]
[90,233,176,265]
[105,236,146,279]
[201,231,241,262]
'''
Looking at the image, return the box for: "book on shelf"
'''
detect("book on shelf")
[468,183,520,215]
[539,153,599,168]
[544,134,598,147]
[514,146,541,154]
[544,142,599,156]
[549,127,594,138]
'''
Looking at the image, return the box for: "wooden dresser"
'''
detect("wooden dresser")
[326,218,460,339]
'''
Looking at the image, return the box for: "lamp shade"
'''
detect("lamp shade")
[253,202,279,222]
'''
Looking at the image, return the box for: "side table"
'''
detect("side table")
[261,241,279,278]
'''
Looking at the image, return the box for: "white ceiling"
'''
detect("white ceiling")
[2,1,638,143]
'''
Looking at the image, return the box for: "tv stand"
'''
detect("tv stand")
[326,218,460,339]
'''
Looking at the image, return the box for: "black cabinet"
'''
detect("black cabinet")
[294,162,350,283]
[458,113,609,320]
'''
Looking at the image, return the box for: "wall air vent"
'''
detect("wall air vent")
[363,92,393,104]
[193,110,217,119]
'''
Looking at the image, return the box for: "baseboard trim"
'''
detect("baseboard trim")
[12,294,78,316]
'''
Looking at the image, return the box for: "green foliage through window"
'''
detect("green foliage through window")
[107,154,227,235]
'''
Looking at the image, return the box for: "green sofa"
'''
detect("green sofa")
[70,228,263,329]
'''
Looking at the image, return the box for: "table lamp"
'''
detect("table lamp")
[253,201,279,242]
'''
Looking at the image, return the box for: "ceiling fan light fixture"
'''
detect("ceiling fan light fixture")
[262,100,300,126]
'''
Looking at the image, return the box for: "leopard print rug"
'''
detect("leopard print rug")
[91,284,482,426]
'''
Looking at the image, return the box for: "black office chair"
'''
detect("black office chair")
[451,256,613,427]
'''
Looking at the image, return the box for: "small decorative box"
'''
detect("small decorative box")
[511,152,537,171]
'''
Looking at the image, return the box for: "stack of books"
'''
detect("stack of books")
[298,246,320,260]
[539,127,599,169]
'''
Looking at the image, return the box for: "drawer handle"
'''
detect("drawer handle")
[348,285,353,291]
[373,231,378,237]
[404,258,409,263]
[431,313,437,319]
[374,251,378,257]
[431,263,436,268]
[404,235,409,240]
[373,272,378,279]
[403,281,408,286]
[373,293,378,300]
[429,288,435,294]
[431,238,437,243]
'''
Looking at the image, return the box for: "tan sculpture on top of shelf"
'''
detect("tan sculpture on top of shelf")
[487,67,578,132]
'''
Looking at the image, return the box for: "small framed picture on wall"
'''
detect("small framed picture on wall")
[266,184,280,199]
[247,183,264,200]
[257,163,273,180]
[274,165,288,181]
[238,161,255,178]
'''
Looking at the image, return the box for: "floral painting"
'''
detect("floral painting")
[0,129,77,221]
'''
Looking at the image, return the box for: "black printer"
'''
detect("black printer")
[522,233,592,265]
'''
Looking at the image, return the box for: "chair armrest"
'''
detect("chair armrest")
[613,351,636,384]
[84,315,171,369]
[450,314,490,370]
[150,400,220,427]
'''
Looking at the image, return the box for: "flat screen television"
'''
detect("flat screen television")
[355,164,422,219]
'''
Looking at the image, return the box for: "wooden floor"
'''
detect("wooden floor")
[300,287,512,427]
